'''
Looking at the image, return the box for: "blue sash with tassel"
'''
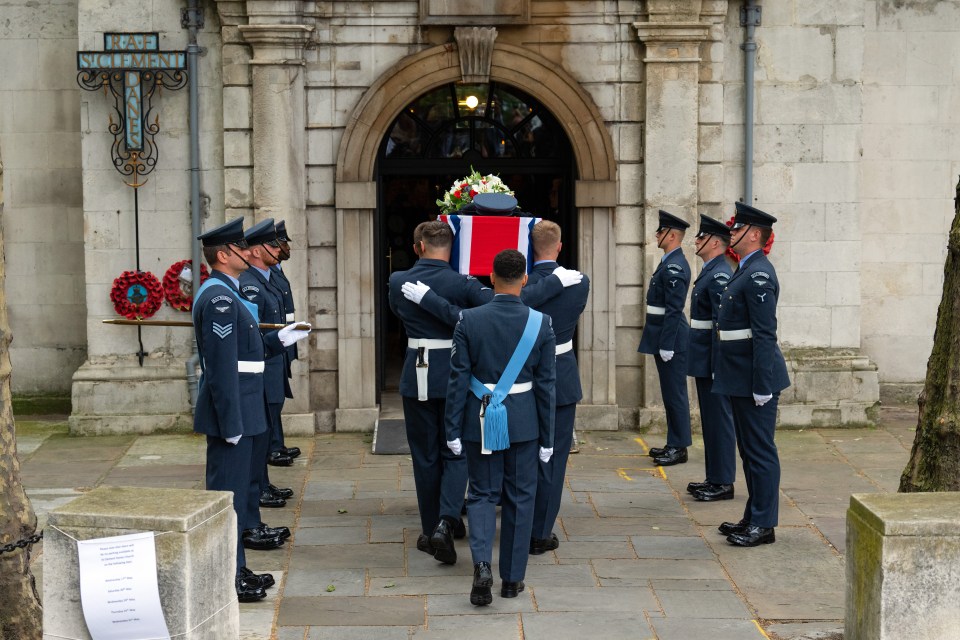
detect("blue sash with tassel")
[192,278,261,383]
[469,308,542,453]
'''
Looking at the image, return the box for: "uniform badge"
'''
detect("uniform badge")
[753,279,768,287]
[666,263,683,274]
[212,322,233,339]
[669,279,678,288]
[211,295,232,304]
[215,305,229,313]
[241,285,259,295]
[756,292,768,303]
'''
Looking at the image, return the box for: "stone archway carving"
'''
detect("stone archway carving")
[333,42,619,431]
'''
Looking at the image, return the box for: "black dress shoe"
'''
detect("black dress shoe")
[267,451,294,467]
[259,490,286,508]
[235,576,267,602]
[470,562,493,606]
[416,534,436,556]
[727,525,775,547]
[529,533,560,555]
[718,519,750,536]
[693,484,734,502]
[259,523,291,540]
[686,480,711,495]
[648,446,667,458]
[239,566,275,590]
[653,446,688,466]
[268,484,294,499]
[279,446,301,459]
[430,519,457,565]
[501,580,525,598]
[453,518,467,539]
[241,528,284,550]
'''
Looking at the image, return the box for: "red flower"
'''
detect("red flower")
[110,270,163,320]
[469,189,478,198]
[162,259,210,312]
[453,190,461,198]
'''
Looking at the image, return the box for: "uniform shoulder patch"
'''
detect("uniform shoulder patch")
[666,263,684,273]
[241,285,260,294]
[210,295,233,305]
[212,322,233,339]
[713,272,729,281]
[751,271,770,280]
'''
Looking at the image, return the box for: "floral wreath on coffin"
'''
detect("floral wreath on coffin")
[436,166,513,214]
[162,259,210,312]
[724,215,774,262]
[110,270,164,320]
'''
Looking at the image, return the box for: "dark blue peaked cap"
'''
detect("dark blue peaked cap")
[275,219,291,243]
[657,209,690,231]
[244,217,277,246]
[697,214,732,238]
[734,202,777,229]
[473,192,518,214]
[198,217,247,247]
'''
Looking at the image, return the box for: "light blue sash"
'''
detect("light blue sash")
[192,278,260,383]
[469,308,542,452]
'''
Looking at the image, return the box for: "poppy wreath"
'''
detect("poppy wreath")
[724,215,774,262]
[110,270,164,320]
[163,259,209,312]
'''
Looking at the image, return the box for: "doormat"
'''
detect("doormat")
[372,418,410,455]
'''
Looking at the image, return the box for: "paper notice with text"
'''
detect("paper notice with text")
[77,532,171,640]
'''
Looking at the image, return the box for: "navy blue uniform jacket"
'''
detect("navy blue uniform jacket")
[687,255,733,378]
[271,265,298,380]
[239,267,291,403]
[445,295,556,447]
[526,261,589,406]
[193,270,284,438]
[711,253,791,397]
[638,249,691,354]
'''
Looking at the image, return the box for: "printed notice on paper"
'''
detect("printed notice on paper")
[77,532,171,640]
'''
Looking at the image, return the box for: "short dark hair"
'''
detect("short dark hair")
[421,220,452,249]
[203,245,225,266]
[412,221,429,246]
[493,249,527,282]
[758,227,772,245]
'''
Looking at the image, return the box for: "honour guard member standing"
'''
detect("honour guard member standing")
[239,219,295,513]
[445,249,556,607]
[192,218,310,601]
[686,215,736,502]
[712,202,790,547]
[527,220,590,555]
[270,220,302,462]
[640,210,692,466]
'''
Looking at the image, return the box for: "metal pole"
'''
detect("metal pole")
[184,0,204,406]
[741,1,760,204]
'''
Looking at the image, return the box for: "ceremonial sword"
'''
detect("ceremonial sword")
[103,319,311,331]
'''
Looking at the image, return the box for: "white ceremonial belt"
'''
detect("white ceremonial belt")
[285,313,295,322]
[238,361,265,373]
[719,329,753,341]
[556,340,573,355]
[408,338,454,350]
[646,305,666,315]
[482,381,533,394]
[690,319,713,330]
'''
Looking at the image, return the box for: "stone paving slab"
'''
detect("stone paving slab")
[278,595,425,627]
[412,614,523,638]
[519,611,655,640]
[657,588,753,618]
[650,618,767,639]
[532,585,660,612]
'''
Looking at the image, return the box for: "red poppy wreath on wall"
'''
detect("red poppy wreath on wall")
[110,270,164,320]
[162,259,209,312]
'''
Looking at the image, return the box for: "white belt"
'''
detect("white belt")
[556,340,573,355]
[237,361,265,373]
[481,381,533,394]
[690,319,713,330]
[409,338,454,401]
[719,329,753,341]
[285,313,295,322]
[646,305,665,315]
[408,338,454,350]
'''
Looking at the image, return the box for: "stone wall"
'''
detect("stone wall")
[0,0,86,393]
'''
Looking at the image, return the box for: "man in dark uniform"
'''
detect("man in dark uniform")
[712,202,790,547]
[445,249,556,606]
[192,218,310,601]
[640,210,692,466]
[527,220,590,555]
[270,220,302,462]
[239,219,296,512]
[686,215,736,502]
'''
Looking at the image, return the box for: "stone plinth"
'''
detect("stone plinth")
[847,493,960,640]
[43,487,238,640]
[780,348,880,427]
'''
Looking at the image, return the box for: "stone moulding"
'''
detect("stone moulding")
[455,27,498,84]
[420,0,529,25]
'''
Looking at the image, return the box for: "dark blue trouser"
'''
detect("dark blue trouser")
[206,435,252,572]
[268,401,285,453]
[402,396,469,535]
[532,403,576,539]
[731,393,781,528]
[465,438,538,582]
[259,403,283,492]
[654,351,692,447]
[695,377,736,485]
[250,427,271,519]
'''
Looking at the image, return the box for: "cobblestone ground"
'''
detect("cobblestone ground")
[17,406,916,640]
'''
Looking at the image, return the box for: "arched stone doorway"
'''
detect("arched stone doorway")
[333,42,618,432]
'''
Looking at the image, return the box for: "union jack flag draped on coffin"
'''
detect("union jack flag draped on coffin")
[439,215,542,276]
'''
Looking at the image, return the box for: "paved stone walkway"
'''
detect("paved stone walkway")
[17,407,917,639]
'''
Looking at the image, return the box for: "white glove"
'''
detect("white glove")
[401,281,431,305]
[278,322,311,347]
[225,435,242,445]
[539,447,553,464]
[446,438,463,456]
[552,266,583,288]
[659,349,674,362]
[753,393,773,407]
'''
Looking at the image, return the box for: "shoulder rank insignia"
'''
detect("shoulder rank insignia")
[756,292,768,303]
[212,322,233,339]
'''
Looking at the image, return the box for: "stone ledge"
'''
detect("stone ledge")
[575,404,620,431]
[337,407,379,432]
[281,412,315,436]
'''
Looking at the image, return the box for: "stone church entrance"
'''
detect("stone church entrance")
[375,81,576,400]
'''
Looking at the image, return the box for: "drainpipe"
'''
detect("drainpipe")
[183,0,204,409]
[741,1,761,204]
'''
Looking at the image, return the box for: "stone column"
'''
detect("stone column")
[634,9,711,417]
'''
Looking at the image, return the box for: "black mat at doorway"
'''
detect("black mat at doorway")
[372,419,410,455]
